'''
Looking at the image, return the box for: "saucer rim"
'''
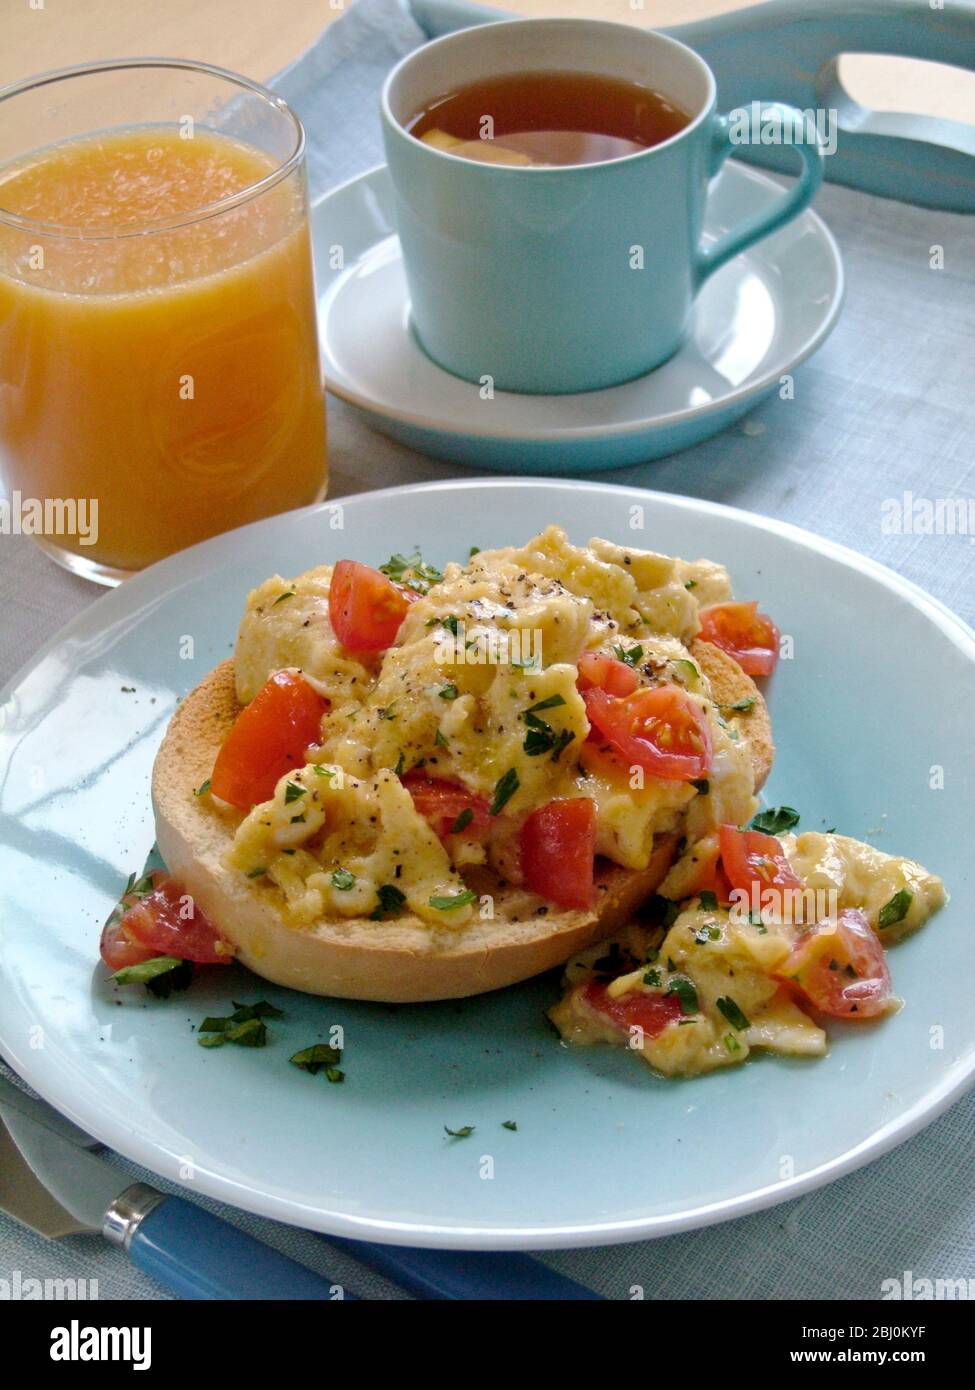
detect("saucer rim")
[314,159,844,443]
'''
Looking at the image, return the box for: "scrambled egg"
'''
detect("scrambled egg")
[550,832,944,1077]
[225,526,759,926]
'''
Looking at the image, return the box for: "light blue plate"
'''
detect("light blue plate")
[1,480,972,1249]
[314,164,843,471]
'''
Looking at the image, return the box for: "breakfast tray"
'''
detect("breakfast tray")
[1,0,973,1301]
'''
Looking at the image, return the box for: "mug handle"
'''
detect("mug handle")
[695,101,825,285]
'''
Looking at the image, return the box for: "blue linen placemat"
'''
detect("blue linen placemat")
[1,0,973,1299]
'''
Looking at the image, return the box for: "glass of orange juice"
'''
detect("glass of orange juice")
[0,59,327,585]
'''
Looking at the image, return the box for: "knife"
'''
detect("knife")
[0,1074,601,1299]
[0,1079,350,1300]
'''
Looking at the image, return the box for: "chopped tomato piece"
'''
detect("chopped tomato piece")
[584,980,682,1038]
[100,872,230,970]
[718,823,803,917]
[777,908,892,1019]
[698,601,780,677]
[583,683,712,782]
[403,772,491,841]
[100,916,159,971]
[577,651,640,697]
[329,559,418,652]
[521,798,597,910]
[210,670,328,811]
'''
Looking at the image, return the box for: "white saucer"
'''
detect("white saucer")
[314,162,843,472]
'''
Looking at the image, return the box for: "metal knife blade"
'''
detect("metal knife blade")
[1,1104,131,1231]
[0,1074,101,1150]
[0,1118,91,1238]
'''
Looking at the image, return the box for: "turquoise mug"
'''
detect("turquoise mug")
[381,18,824,395]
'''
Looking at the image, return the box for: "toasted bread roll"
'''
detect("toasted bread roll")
[153,651,770,1002]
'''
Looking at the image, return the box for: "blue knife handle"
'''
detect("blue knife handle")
[332,1238,601,1300]
[128,1196,353,1300]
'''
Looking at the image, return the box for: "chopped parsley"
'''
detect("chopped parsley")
[246,866,267,879]
[197,1002,283,1041]
[750,806,800,834]
[197,1015,268,1048]
[522,709,574,761]
[434,729,449,748]
[502,1120,518,1132]
[438,682,459,701]
[284,781,306,805]
[444,1125,475,1139]
[394,752,406,775]
[643,968,662,987]
[272,587,297,605]
[370,884,407,920]
[724,1033,742,1054]
[490,768,519,815]
[698,890,719,912]
[103,870,155,932]
[430,889,477,911]
[193,779,211,798]
[716,996,750,1031]
[613,643,644,667]
[111,955,183,988]
[694,924,720,943]
[234,1000,283,1020]
[878,888,913,930]
[379,549,443,595]
[450,808,474,834]
[331,868,356,891]
[290,1043,343,1083]
[720,697,756,713]
[667,976,699,1016]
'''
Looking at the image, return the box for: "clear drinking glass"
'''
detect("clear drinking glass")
[0,59,327,585]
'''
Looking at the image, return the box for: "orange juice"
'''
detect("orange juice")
[0,125,326,573]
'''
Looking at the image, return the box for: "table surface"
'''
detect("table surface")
[3,0,973,119]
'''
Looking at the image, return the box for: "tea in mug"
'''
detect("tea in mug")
[407,70,690,167]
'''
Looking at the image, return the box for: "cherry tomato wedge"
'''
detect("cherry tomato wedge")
[329,559,418,652]
[718,823,803,917]
[577,651,640,697]
[698,601,780,677]
[583,683,713,782]
[520,797,597,910]
[777,908,892,1019]
[584,980,682,1038]
[100,872,230,970]
[100,916,159,971]
[210,670,328,811]
[403,772,491,841]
